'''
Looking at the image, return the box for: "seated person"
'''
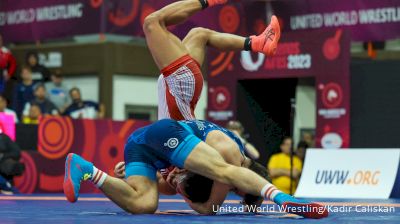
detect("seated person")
[25,51,51,82]
[296,141,309,165]
[45,70,70,113]
[268,136,303,194]
[12,65,36,118]
[22,83,59,117]
[0,130,24,193]
[0,94,18,123]
[22,103,41,124]
[63,87,105,119]
[226,120,260,159]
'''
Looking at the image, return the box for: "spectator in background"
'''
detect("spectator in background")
[268,136,302,194]
[12,66,35,118]
[0,129,25,193]
[23,83,58,118]
[25,51,50,82]
[0,34,17,93]
[0,95,18,123]
[22,103,41,124]
[296,141,309,164]
[64,87,105,119]
[45,70,70,113]
[226,120,260,159]
[302,132,315,148]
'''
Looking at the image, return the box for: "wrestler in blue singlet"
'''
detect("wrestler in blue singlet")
[124,119,244,181]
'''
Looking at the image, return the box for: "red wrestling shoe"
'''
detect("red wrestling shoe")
[250,15,281,56]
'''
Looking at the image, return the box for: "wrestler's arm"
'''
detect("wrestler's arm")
[114,161,177,195]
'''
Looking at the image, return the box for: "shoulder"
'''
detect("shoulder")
[270,153,282,160]
[64,104,77,113]
[1,47,10,53]
[44,82,53,89]
[293,156,302,164]
[46,99,56,106]
[4,108,16,113]
[83,101,98,106]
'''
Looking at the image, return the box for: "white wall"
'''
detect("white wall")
[293,84,316,146]
[112,75,207,121]
[63,76,99,102]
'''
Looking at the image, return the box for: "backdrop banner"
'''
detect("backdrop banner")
[0,0,265,43]
[272,0,400,41]
[295,149,400,199]
[14,116,149,193]
[207,29,351,148]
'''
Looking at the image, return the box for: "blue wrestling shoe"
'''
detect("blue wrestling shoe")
[63,153,93,203]
[274,193,329,219]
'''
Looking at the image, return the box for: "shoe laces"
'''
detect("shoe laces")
[265,28,275,41]
[83,173,92,181]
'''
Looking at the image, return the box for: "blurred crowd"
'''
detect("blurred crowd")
[0,34,105,124]
[226,120,313,195]
[0,33,108,194]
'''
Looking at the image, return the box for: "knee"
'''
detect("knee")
[187,27,212,40]
[143,13,162,33]
[126,201,157,214]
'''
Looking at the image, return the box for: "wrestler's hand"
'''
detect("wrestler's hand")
[114,161,125,178]
[165,167,186,189]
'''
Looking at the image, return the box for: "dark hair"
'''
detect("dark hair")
[69,87,81,95]
[182,172,213,203]
[243,160,272,206]
[34,83,45,91]
[25,51,39,62]
[297,141,309,149]
[30,102,41,110]
[280,136,292,145]
[21,65,32,72]
[52,69,63,77]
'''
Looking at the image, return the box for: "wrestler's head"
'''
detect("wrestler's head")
[168,161,271,206]
[172,170,213,203]
[164,168,213,203]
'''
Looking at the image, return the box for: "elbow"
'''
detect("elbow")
[196,206,218,215]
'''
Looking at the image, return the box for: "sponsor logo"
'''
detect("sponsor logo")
[315,170,380,185]
[210,86,231,110]
[240,51,265,71]
[164,138,179,149]
[321,132,343,149]
[322,82,343,108]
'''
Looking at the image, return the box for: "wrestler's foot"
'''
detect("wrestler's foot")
[250,15,281,56]
[63,153,93,203]
[274,193,328,219]
[201,0,228,8]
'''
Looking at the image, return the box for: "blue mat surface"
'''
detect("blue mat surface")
[0,194,399,224]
